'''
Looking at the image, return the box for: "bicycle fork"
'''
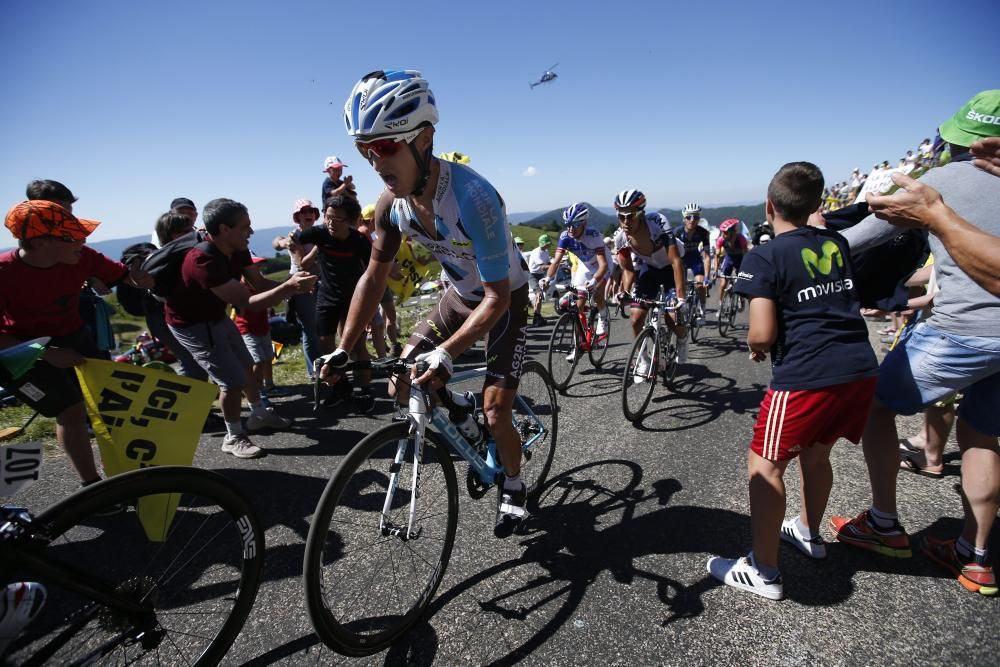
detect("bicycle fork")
[379,388,431,541]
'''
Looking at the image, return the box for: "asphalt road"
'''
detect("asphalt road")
[12,303,999,666]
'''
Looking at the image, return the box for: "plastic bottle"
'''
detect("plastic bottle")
[449,391,484,446]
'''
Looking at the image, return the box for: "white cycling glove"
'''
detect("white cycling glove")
[538,277,551,291]
[317,347,349,372]
[414,346,453,381]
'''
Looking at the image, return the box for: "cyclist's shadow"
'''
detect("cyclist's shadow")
[385,460,743,665]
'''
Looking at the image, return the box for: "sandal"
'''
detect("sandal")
[899,452,943,479]
[898,438,924,454]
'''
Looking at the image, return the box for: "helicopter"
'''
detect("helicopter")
[529,63,559,89]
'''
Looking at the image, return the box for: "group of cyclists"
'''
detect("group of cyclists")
[311,69,760,537]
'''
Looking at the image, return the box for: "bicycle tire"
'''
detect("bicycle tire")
[686,301,702,343]
[718,292,732,337]
[621,328,658,422]
[661,329,679,385]
[304,422,458,657]
[9,466,264,667]
[547,312,581,392]
[512,359,558,498]
[588,305,611,369]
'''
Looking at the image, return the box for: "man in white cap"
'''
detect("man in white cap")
[321,156,357,204]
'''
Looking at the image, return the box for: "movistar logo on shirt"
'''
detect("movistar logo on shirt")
[798,240,853,303]
[801,241,843,278]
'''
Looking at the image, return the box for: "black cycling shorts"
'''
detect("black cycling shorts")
[407,284,529,390]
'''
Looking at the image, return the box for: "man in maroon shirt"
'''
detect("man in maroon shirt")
[165,198,317,459]
[1,198,152,485]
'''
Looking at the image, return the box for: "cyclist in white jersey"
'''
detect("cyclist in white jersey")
[538,203,609,344]
[319,69,532,537]
[612,190,688,367]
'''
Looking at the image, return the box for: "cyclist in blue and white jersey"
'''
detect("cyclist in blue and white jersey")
[674,202,713,321]
[538,203,610,350]
[613,190,688,370]
[319,69,532,538]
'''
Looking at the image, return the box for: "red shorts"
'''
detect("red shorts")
[751,376,878,462]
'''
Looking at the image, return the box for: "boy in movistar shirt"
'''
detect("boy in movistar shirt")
[706,161,878,601]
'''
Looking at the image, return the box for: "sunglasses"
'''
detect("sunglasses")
[617,210,642,221]
[355,128,422,160]
[684,215,700,220]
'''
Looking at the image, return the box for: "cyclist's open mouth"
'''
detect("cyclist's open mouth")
[379,172,398,190]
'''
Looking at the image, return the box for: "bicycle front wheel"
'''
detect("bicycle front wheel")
[304,422,458,657]
[588,305,611,368]
[513,359,558,498]
[10,466,264,666]
[686,301,702,343]
[621,328,658,422]
[547,312,581,392]
[718,292,733,337]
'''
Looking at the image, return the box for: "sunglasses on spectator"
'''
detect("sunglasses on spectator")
[355,128,423,160]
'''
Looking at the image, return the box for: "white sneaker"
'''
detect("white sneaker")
[221,434,265,459]
[565,348,577,363]
[0,582,47,656]
[780,517,827,559]
[706,555,783,601]
[595,317,607,336]
[676,337,689,364]
[247,407,291,432]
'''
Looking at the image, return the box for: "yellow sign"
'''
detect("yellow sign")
[387,241,432,304]
[75,360,218,541]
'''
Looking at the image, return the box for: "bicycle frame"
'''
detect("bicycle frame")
[379,367,549,540]
[560,290,608,352]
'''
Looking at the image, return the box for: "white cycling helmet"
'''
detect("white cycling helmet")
[344,69,438,139]
[614,189,646,210]
[682,202,702,216]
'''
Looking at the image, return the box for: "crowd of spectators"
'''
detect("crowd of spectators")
[822,135,945,212]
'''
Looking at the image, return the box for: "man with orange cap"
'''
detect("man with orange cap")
[0,196,152,489]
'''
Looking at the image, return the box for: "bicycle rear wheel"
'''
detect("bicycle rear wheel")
[547,313,581,392]
[621,328,658,422]
[512,359,558,498]
[588,305,611,368]
[8,466,263,667]
[304,422,458,657]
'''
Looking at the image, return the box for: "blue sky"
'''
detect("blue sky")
[2,0,998,242]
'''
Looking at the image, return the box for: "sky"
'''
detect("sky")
[2,0,998,243]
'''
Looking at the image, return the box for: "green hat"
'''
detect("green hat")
[514,236,524,245]
[939,89,1000,146]
[538,233,552,247]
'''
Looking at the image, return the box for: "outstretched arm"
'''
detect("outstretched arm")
[867,173,1000,297]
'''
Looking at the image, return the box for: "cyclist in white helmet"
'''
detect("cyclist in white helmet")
[675,203,712,321]
[319,69,532,538]
[538,203,610,358]
[613,190,688,366]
